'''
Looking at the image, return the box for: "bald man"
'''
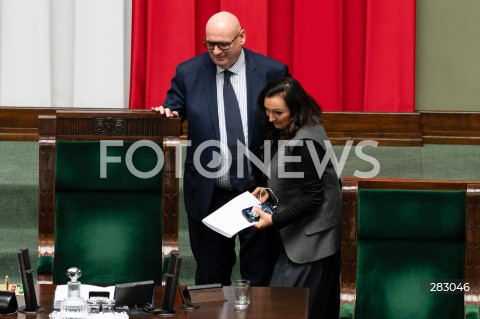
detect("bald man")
[155,11,289,286]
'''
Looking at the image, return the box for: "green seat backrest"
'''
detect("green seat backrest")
[54,140,164,285]
[356,189,466,319]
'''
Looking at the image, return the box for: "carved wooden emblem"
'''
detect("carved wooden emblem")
[93,117,126,136]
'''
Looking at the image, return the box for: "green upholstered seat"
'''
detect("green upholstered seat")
[0,142,39,284]
[53,140,164,285]
[340,183,480,319]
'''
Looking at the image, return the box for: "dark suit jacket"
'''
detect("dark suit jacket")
[164,48,289,222]
[269,124,342,264]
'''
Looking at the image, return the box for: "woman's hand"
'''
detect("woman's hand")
[252,206,273,229]
[251,187,270,203]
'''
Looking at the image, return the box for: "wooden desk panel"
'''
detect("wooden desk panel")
[14,285,308,319]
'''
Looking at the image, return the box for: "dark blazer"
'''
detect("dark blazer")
[164,48,289,222]
[268,124,342,264]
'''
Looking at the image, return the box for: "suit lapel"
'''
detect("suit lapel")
[245,49,260,147]
[202,62,220,140]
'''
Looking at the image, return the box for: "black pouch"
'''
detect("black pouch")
[0,291,18,315]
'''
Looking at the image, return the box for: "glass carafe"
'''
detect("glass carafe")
[60,267,88,319]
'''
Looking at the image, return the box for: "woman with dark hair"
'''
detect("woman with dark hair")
[252,77,342,319]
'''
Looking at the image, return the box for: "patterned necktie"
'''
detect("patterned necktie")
[223,70,249,191]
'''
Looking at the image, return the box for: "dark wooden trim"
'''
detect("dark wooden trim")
[340,180,358,306]
[38,111,181,272]
[343,177,480,190]
[323,112,423,146]
[53,110,180,140]
[465,184,480,304]
[4,108,480,145]
[38,116,56,259]
[0,107,57,141]
[421,112,480,145]
[162,138,180,255]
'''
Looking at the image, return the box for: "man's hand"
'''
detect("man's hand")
[151,106,179,118]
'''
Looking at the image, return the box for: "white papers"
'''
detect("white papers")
[202,191,261,238]
[50,311,129,319]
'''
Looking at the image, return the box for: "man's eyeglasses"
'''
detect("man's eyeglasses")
[202,29,242,51]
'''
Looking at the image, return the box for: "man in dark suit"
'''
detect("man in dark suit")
[153,11,289,286]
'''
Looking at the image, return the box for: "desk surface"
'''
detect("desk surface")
[13,285,308,319]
